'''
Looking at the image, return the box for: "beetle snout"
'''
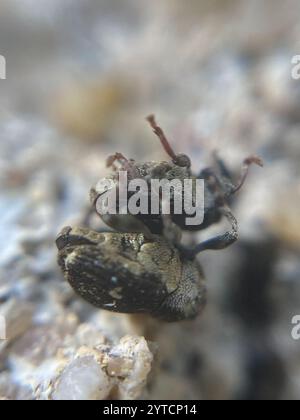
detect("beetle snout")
[56,226,96,250]
[56,226,72,250]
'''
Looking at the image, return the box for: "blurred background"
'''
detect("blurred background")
[1,0,300,400]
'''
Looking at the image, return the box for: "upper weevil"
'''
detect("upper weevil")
[56,115,263,321]
[90,115,263,258]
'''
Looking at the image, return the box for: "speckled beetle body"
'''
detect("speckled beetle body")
[90,115,263,255]
[56,226,206,321]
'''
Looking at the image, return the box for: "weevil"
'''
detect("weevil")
[56,115,263,321]
[56,226,206,322]
[90,115,263,256]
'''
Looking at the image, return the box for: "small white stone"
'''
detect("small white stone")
[52,354,111,400]
[108,335,153,400]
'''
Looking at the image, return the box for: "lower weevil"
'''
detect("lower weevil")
[56,226,206,321]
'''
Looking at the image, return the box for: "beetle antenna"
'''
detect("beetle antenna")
[230,155,264,195]
[146,114,178,161]
[106,152,129,168]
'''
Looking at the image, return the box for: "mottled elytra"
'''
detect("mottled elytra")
[56,226,206,322]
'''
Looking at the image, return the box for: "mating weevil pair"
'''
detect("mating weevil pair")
[56,115,263,322]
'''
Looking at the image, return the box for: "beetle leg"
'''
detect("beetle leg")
[192,206,238,254]
[201,154,263,198]
[106,152,126,170]
[106,153,140,182]
[226,155,264,196]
